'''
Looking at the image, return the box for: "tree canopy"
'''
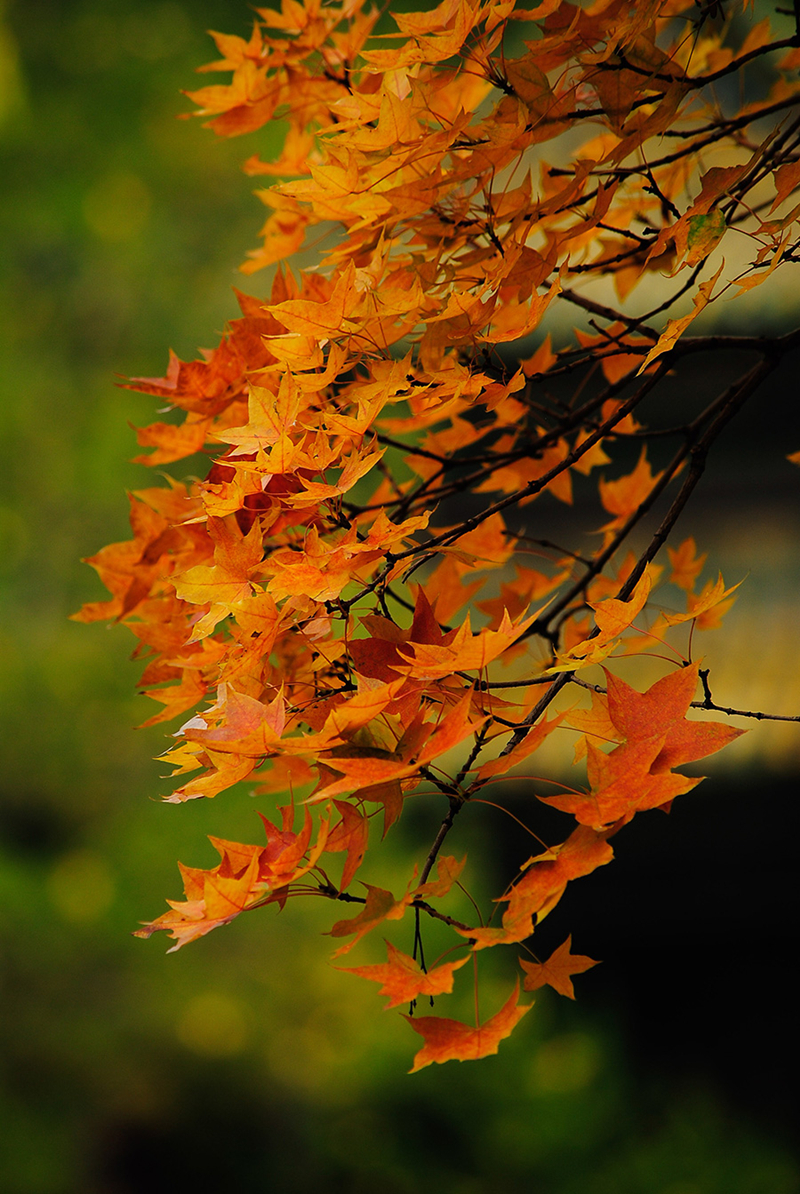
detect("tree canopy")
[76,0,800,1071]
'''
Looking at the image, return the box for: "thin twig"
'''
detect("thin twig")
[697,669,800,722]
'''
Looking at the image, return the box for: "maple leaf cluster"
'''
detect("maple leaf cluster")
[76,0,800,1070]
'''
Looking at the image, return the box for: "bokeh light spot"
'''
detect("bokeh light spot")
[48,848,115,922]
[530,1032,601,1093]
[177,992,249,1057]
[83,172,151,242]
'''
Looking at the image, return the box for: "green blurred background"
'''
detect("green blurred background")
[1,1,798,1191]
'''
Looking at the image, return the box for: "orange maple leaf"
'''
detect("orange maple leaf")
[667,536,707,592]
[338,941,470,1009]
[605,664,745,772]
[397,608,541,680]
[474,713,565,781]
[326,800,370,891]
[133,807,330,949]
[267,260,360,341]
[404,981,531,1071]
[327,883,414,957]
[549,569,653,671]
[662,574,742,631]
[460,826,614,949]
[599,449,663,535]
[519,935,599,998]
[413,854,466,900]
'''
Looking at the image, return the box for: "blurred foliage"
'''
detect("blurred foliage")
[0,1,798,1191]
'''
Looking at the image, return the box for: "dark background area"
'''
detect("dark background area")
[0,1,798,1191]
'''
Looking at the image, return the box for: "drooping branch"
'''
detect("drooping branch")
[81,0,800,1069]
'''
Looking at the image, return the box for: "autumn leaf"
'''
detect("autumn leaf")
[565,689,620,763]
[409,855,465,902]
[396,608,542,680]
[309,691,486,803]
[661,574,742,628]
[133,808,330,949]
[667,537,707,592]
[590,570,653,647]
[404,981,531,1072]
[133,417,213,466]
[519,333,556,377]
[338,941,470,1009]
[327,884,414,957]
[326,800,370,891]
[606,665,746,772]
[769,158,800,213]
[605,664,699,741]
[182,685,286,757]
[461,826,615,950]
[542,666,746,828]
[685,210,726,267]
[520,936,599,999]
[474,713,565,781]
[637,262,725,372]
[549,569,653,671]
[267,261,360,341]
[599,450,663,536]
[539,735,703,828]
[132,850,263,952]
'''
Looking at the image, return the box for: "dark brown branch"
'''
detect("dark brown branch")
[488,339,796,757]
[411,899,474,934]
[673,325,800,359]
[559,287,659,340]
[697,669,800,722]
[548,97,800,179]
[614,355,790,603]
[390,363,669,565]
[454,724,489,787]
[495,672,574,757]
[376,432,447,463]
[419,796,463,886]
[539,435,694,630]
[471,676,551,690]
[317,883,367,904]
[346,358,660,524]
[612,37,798,89]
[571,674,800,723]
